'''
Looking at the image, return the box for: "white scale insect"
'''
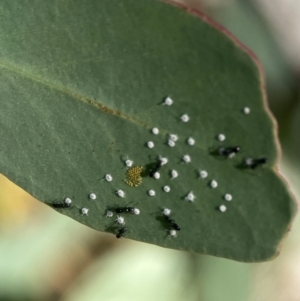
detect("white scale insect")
[115,215,125,225]
[199,170,208,179]
[180,114,190,122]
[210,180,218,188]
[185,191,196,202]
[219,205,227,212]
[125,159,134,167]
[81,207,89,215]
[159,156,168,166]
[217,133,226,142]
[106,210,114,218]
[147,141,155,149]
[116,189,126,198]
[89,193,96,200]
[64,197,72,205]
[153,172,160,180]
[171,170,178,179]
[243,107,250,114]
[162,208,171,216]
[148,189,156,196]
[182,155,191,163]
[163,185,171,193]
[163,96,173,106]
[224,194,232,201]
[169,229,177,237]
[187,137,195,145]
[151,127,159,135]
[168,139,176,147]
[105,174,113,182]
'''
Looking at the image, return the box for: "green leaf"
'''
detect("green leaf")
[0,0,296,262]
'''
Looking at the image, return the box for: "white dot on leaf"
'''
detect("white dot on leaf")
[152,127,159,135]
[163,96,173,106]
[148,190,156,196]
[180,114,190,122]
[217,134,226,142]
[163,185,171,193]
[224,194,232,201]
[210,180,218,188]
[147,141,155,149]
[219,205,227,212]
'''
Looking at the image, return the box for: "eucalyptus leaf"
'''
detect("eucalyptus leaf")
[0,0,296,261]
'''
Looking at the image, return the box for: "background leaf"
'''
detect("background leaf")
[0,0,296,261]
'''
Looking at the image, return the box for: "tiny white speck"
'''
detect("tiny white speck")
[163,185,171,193]
[180,114,190,122]
[153,172,160,180]
[116,189,126,198]
[163,96,173,106]
[147,141,155,149]
[210,180,218,188]
[169,134,178,142]
[245,158,253,166]
[182,154,191,163]
[64,197,72,205]
[219,205,227,212]
[89,193,96,200]
[159,156,168,166]
[148,189,156,196]
[106,210,114,218]
[105,174,113,182]
[168,139,176,147]
[243,107,251,114]
[133,208,140,215]
[187,137,195,145]
[171,170,178,179]
[185,191,196,202]
[224,194,232,201]
[152,127,159,135]
[116,215,125,225]
[125,159,133,167]
[81,207,89,215]
[169,229,177,237]
[162,208,171,216]
[199,170,208,179]
[217,134,226,142]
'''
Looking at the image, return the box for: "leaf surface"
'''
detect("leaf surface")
[0,0,296,261]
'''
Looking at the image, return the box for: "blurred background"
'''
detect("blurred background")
[0,0,299,300]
